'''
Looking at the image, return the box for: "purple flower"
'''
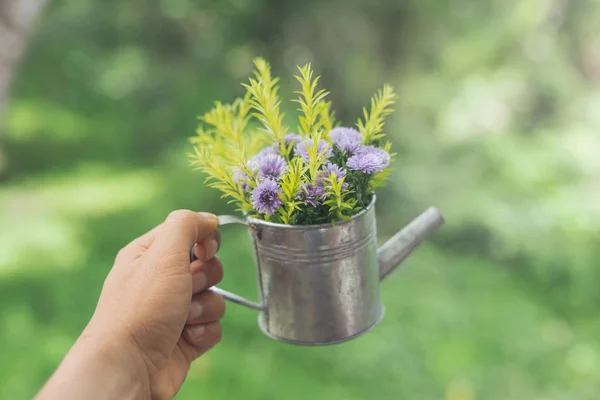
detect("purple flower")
[249,146,280,172]
[257,154,287,181]
[320,163,347,182]
[294,138,332,162]
[329,127,363,154]
[232,168,251,193]
[296,182,324,207]
[284,133,302,146]
[257,146,280,158]
[251,179,283,215]
[318,163,349,193]
[347,146,390,174]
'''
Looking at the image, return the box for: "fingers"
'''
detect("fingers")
[184,322,222,346]
[193,229,221,262]
[187,291,226,324]
[176,321,222,367]
[181,322,222,355]
[190,257,224,294]
[147,210,219,272]
[178,238,225,364]
[181,254,225,360]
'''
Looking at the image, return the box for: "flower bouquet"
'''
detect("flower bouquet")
[187,59,443,346]
[189,58,396,225]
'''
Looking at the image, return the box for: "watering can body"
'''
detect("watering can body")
[201,197,444,346]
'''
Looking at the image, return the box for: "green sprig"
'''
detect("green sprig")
[293,64,330,139]
[243,58,287,153]
[356,85,397,145]
[322,174,357,220]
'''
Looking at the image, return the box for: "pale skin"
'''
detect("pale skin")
[35,210,226,400]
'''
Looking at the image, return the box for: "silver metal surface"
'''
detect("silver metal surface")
[209,287,264,311]
[218,215,247,226]
[377,206,445,280]
[248,198,382,344]
[213,197,445,345]
[257,306,385,346]
[209,215,265,311]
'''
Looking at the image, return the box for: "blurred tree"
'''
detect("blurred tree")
[0,0,48,173]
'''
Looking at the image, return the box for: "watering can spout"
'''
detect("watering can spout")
[376,206,444,280]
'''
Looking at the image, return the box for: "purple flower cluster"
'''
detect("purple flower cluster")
[347,146,390,174]
[294,138,332,161]
[319,163,349,197]
[320,163,347,182]
[251,179,283,215]
[329,127,363,155]
[285,133,302,146]
[249,146,279,171]
[319,162,347,188]
[295,163,348,206]
[247,146,286,216]
[257,154,286,181]
[297,183,323,207]
[245,127,391,216]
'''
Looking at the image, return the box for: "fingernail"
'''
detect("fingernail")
[199,212,219,226]
[188,324,206,339]
[207,322,221,334]
[192,272,207,293]
[204,239,219,261]
[188,300,203,320]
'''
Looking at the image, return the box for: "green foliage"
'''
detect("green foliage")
[322,174,357,220]
[346,170,371,208]
[304,132,328,181]
[277,157,306,225]
[190,58,395,224]
[293,64,330,138]
[368,168,392,192]
[190,147,252,213]
[319,101,335,134]
[356,85,397,145]
[243,58,287,154]
[188,95,256,213]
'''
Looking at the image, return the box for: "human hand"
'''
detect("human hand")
[36,210,225,400]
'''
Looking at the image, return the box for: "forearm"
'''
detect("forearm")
[35,330,150,400]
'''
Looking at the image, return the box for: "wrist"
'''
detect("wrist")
[78,326,152,398]
[37,327,151,400]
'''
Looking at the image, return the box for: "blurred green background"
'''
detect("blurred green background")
[1,0,600,398]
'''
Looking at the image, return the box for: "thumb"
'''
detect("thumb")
[147,210,219,271]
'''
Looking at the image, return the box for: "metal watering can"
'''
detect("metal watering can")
[202,197,444,346]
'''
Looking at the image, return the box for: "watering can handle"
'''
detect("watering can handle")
[189,215,264,311]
